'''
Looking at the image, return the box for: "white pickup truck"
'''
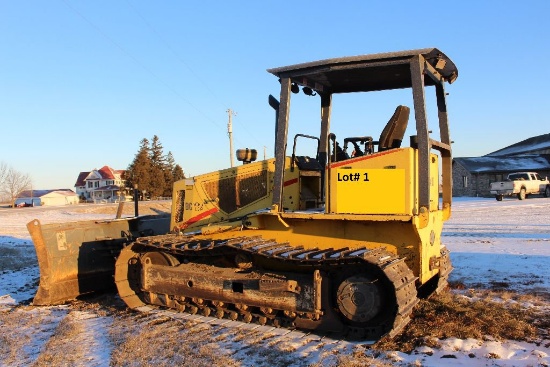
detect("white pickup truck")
[490,172,550,201]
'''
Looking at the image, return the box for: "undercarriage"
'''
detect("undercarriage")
[114,233,448,340]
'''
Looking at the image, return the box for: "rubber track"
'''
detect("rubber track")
[118,233,419,340]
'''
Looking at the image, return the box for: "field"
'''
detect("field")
[0,198,549,367]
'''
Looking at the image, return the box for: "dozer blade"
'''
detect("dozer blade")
[27,215,170,305]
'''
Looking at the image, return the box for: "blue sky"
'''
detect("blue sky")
[1,1,549,189]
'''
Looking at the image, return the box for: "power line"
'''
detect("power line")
[124,0,226,110]
[62,0,269,156]
[60,0,223,130]
[123,0,267,152]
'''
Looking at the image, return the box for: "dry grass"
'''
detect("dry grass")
[0,306,68,366]
[109,316,241,367]
[0,309,29,365]
[374,289,542,353]
[311,346,399,367]
[32,314,83,367]
[0,244,36,272]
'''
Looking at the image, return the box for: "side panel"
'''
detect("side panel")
[171,157,302,232]
[327,148,415,215]
[171,159,276,231]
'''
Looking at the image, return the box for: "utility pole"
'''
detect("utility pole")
[227,109,237,167]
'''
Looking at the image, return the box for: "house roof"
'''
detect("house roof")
[486,133,550,156]
[454,155,550,173]
[18,189,77,198]
[98,166,116,180]
[74,166,125,187]
[74,172,89,187]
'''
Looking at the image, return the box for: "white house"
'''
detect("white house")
[74,166,127,202]
[15,189,79,206]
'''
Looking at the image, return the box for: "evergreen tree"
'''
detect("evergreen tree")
[126,136,185,199]
[126,138,152,197]
[165,151,175,172]
[149,135,166,198]
[173,164,185,181]
[163,151,176,197]
[150,135,166,167]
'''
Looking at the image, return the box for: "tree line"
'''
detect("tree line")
[125,135,185,199]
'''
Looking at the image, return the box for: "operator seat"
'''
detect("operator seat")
[378,105,410,152]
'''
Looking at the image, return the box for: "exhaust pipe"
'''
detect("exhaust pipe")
[134,184,139,217]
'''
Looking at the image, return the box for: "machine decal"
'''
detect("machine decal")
[56,231,68,251]
[179,207,219,229]
[283,178,298,187]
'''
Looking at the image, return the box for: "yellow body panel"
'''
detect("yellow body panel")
[327,149,415,215]
[171,157,294,231]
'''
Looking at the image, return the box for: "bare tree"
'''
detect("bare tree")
[0,162,9,203]
[0,161,7,188]
[1,166,32,207]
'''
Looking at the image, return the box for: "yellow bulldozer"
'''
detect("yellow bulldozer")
[28,48,457,340]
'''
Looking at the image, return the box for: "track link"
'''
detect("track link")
[115,233,419,340]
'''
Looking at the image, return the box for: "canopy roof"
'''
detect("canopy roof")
[268,48,458,94]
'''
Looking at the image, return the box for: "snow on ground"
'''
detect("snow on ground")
[0,198,549,366]
[443,197,550,295]
[68,311,113,366]
[390,338,550,367]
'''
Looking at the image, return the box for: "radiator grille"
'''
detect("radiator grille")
[202,171,268,214]
[175,190,185,223]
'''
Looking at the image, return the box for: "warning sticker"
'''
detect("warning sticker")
[56,231,68,251]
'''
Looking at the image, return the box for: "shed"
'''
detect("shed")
[16,189,79,206]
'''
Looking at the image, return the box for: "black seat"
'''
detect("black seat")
[377,105,410,152]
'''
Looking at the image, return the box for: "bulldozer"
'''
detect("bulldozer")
[28,48,457,340]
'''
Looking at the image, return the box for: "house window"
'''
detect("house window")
[462,176,468,188]
[94,181,99,188]
[88,182,93,189]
